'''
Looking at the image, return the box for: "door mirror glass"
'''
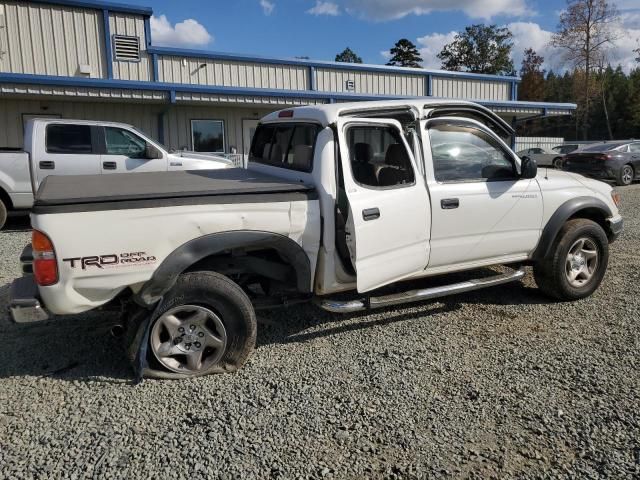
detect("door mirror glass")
[145,144,163,159]
[520,156,537,179]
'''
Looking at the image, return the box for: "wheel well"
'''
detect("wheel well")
[185,247,299,295]
[0,187,13,210]
[568,207,610,237]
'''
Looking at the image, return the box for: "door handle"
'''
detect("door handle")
[39,161,55,170]
[103,161,117,170]
[441,198,460,209]
[362,208,380,221]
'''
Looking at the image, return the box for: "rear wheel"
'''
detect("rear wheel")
[0,199,6,230]
[533,219,609,301]
[553,157,564,169]
[147,271,256,377]
[617,164,634,186]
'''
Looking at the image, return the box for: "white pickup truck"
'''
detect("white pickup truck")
[0,119,233,229]
[8,100,623,379]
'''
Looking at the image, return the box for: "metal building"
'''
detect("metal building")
[0,0,576,157]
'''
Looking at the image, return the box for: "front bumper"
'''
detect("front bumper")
[8,275,49,323]
[609,216,624,242]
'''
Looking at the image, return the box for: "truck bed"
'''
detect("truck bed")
[32,169,317,214]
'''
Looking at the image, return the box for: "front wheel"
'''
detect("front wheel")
[146,271,257,378]
[533,219,609,301]
[616,164,634,186]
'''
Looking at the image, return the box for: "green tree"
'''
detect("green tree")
[519,48,545,101]
[335,47,363,63]
[437,24,515,75]
[386,39,422,68]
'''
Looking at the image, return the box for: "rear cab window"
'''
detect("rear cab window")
[46,124,93,154]
[249,123,321,172]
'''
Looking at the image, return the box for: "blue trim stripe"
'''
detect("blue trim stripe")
[0,73,576,112]
[143,16,152,48]
[309,66,316,91]
[152,53,159,82]
[29,0,152,16]
[102,9,113,79]
[148,46,521,84]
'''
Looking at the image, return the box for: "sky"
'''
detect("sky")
[121,0,640,73]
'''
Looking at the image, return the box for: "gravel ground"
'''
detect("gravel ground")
[1,187,639,480]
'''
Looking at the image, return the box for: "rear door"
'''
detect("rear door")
[100,126,167,174]
[38,123,101,187]
[337,118,431,292]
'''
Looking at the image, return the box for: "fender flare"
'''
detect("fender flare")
[532,196,613,260]
[135,230,312,307]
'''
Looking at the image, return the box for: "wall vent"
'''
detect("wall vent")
[113,35,140,62]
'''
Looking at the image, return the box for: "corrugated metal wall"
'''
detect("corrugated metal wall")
[515,137,564,151]
[0,98,273,152]
[315,67,424,96]
[158,56,309,90]
[432,77,510,101]
[109,12,152,81]
[162,105,273,152]
[0,0,106,77]
[0,97,161,148]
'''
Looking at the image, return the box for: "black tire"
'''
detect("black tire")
[145,271,256,378]
[533,218,609,301]
[552,157,564,169]
[0,199,6,230]
[616,164,634,186]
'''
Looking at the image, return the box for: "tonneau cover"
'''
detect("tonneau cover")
[33,169,316,213]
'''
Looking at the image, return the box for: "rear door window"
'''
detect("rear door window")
[46,124,93,154]
[250,123,320,172]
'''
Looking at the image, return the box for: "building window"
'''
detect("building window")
[113,35,141,62]
[191,120,225,153]
[45,124,93,154]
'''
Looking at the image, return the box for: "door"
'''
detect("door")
[337,118,431,292]
[101,126,166,174]
[37,123,101,187]
[629,143,640,178]
[424,119,543,269]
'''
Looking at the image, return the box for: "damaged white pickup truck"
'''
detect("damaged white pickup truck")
[9,100,623,379]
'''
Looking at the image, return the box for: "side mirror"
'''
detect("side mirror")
[520,155,537,179]
[146,144,163,160]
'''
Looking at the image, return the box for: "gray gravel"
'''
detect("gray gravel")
[1,187,639,479]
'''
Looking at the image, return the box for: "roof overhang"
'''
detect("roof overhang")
[0,74,576,118]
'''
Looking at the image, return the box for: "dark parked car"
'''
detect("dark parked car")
[562,141,640,186]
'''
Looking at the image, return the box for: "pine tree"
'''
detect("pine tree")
[519,48,545,101]
[335,47,363,64]
[386,39,422,68]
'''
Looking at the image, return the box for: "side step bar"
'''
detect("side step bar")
[316,269,525,314]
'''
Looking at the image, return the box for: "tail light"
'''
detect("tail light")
[596,154,612,161]
[32,230,58,286]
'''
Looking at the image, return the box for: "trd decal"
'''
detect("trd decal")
[63,252,157,270]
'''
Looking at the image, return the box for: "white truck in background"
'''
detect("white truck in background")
[0,119,234,229]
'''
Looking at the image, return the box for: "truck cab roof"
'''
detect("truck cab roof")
[260,99,515,138]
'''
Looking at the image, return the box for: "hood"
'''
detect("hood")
[536,168,618,215]
[171,150,234,165]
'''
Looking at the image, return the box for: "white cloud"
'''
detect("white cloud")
[345,0,532,21]
[307,1,341,16]
[150,15,212,47]
[260,0,275,15]
[506,22,557,71]
[416,31,457,68]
